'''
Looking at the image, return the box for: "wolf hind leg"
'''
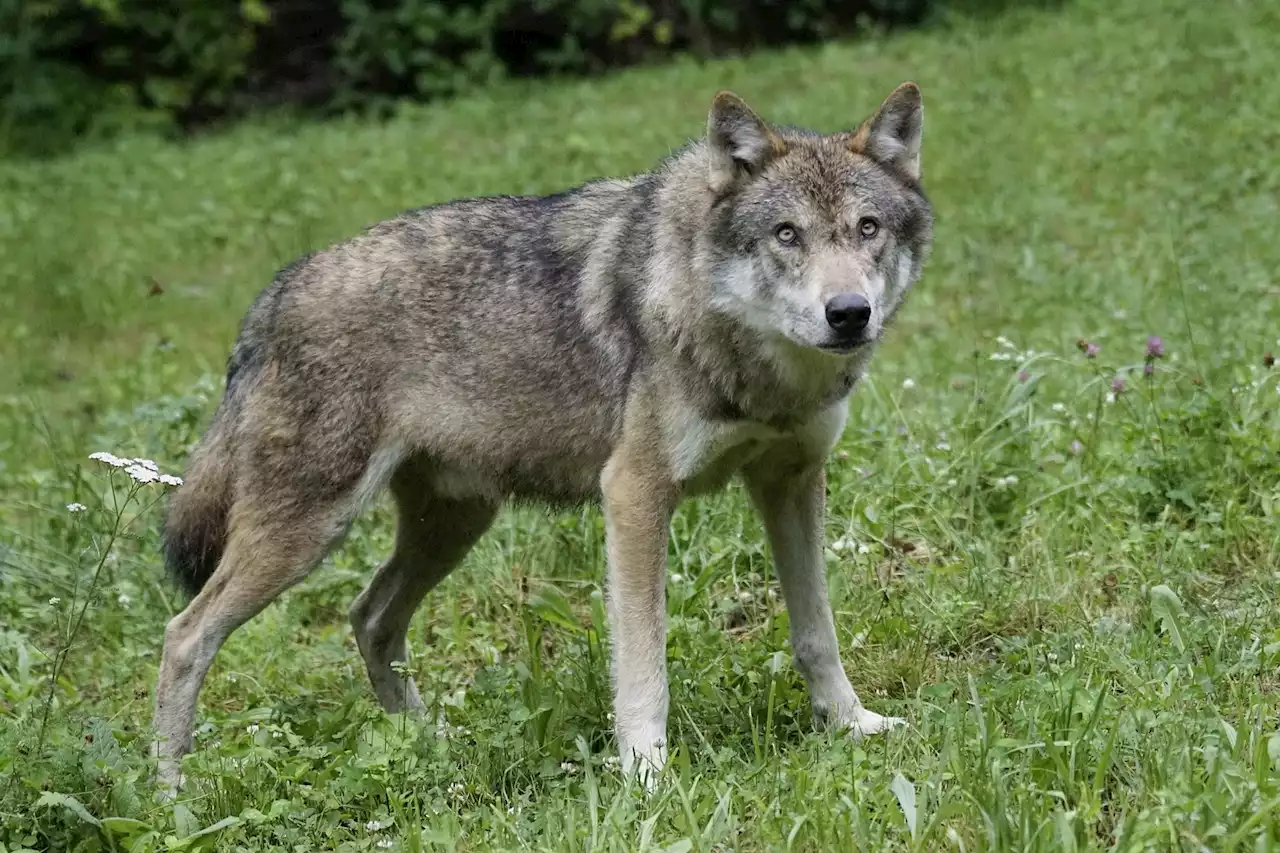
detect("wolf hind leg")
[152,490,367,793]
[350,460,497,714]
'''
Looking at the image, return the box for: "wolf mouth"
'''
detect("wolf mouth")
[818,339,872,354]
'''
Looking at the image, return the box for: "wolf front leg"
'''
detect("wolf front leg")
[745,457,905,738]
[600,450,678,789]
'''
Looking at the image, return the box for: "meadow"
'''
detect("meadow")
[2,0,1279,848]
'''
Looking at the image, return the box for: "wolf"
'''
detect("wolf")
[152,82,934,790]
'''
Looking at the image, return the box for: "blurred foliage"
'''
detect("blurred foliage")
[0,0,970,157]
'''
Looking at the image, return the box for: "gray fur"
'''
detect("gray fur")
[154,83,935,792]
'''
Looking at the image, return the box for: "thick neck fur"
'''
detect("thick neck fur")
[639,142,870,426]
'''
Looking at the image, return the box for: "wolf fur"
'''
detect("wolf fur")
[153,83,935,790]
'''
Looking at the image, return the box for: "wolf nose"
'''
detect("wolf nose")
[825,293,872,334]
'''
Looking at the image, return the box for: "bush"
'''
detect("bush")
[1,0,939,158]
[0,0,270,156]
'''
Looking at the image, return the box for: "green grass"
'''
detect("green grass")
[3,0,1280,848]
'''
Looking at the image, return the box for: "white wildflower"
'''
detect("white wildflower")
[947,478,957,487]
[365,820,384,832]
[989,352,1014,362]
[737,590,753,603]
[376,840,394,850]
[994,475,1019,490]
[49,597,61,606]
[89,452,130,468]
[246,724,259,735]
[670,573,683,583]
[935,441,950,452]
[1051,403,1067,413]
[857,543,872,555]
[272,730,282,738]
[996,335,1016,350]
[91,452,181,485]
[1105,392,1116,405]
[66,502,87,513]
[447,781,466,798]
[117,593,131,608]
[901,378,916,390]
[560,761,578,775]
[227,673,238,683]
[603,755,621,769]
[124,464,159,483]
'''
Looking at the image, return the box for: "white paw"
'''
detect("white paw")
[619,738,667,792]
[154,759,183,802]
[832,706,907,739]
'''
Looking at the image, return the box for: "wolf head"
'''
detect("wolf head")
[702,84,934,357]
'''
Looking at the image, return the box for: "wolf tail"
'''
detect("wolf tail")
[162,401,239,599]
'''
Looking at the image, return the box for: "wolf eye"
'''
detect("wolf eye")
[774,224,799,246]
[858,218,880,239]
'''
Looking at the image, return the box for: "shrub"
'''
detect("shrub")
[1,0,941,157]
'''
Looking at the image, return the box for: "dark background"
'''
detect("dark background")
[1,0,1055,158]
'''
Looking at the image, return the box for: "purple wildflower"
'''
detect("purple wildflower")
[1018,370,1031,383]
[1143,361,1155,378]
[1145,336,1164,359]
[1069,439,1085,456]
[1111,377,1126,394]
[1084,341,1100,359]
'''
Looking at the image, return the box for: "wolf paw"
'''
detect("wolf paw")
[619,738,667,793]
[154,759,183,803]
[825,705,907,739]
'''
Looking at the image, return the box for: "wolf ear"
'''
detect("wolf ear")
[851,82,923,181]
[707,91,785,193]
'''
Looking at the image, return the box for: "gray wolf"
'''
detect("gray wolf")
[152,82,934,790]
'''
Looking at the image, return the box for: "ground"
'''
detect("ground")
[2,0,1279,849]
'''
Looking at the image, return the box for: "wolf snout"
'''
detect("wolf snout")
[824,293,872,335]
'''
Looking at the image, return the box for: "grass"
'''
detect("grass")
[2,0,1280,848]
